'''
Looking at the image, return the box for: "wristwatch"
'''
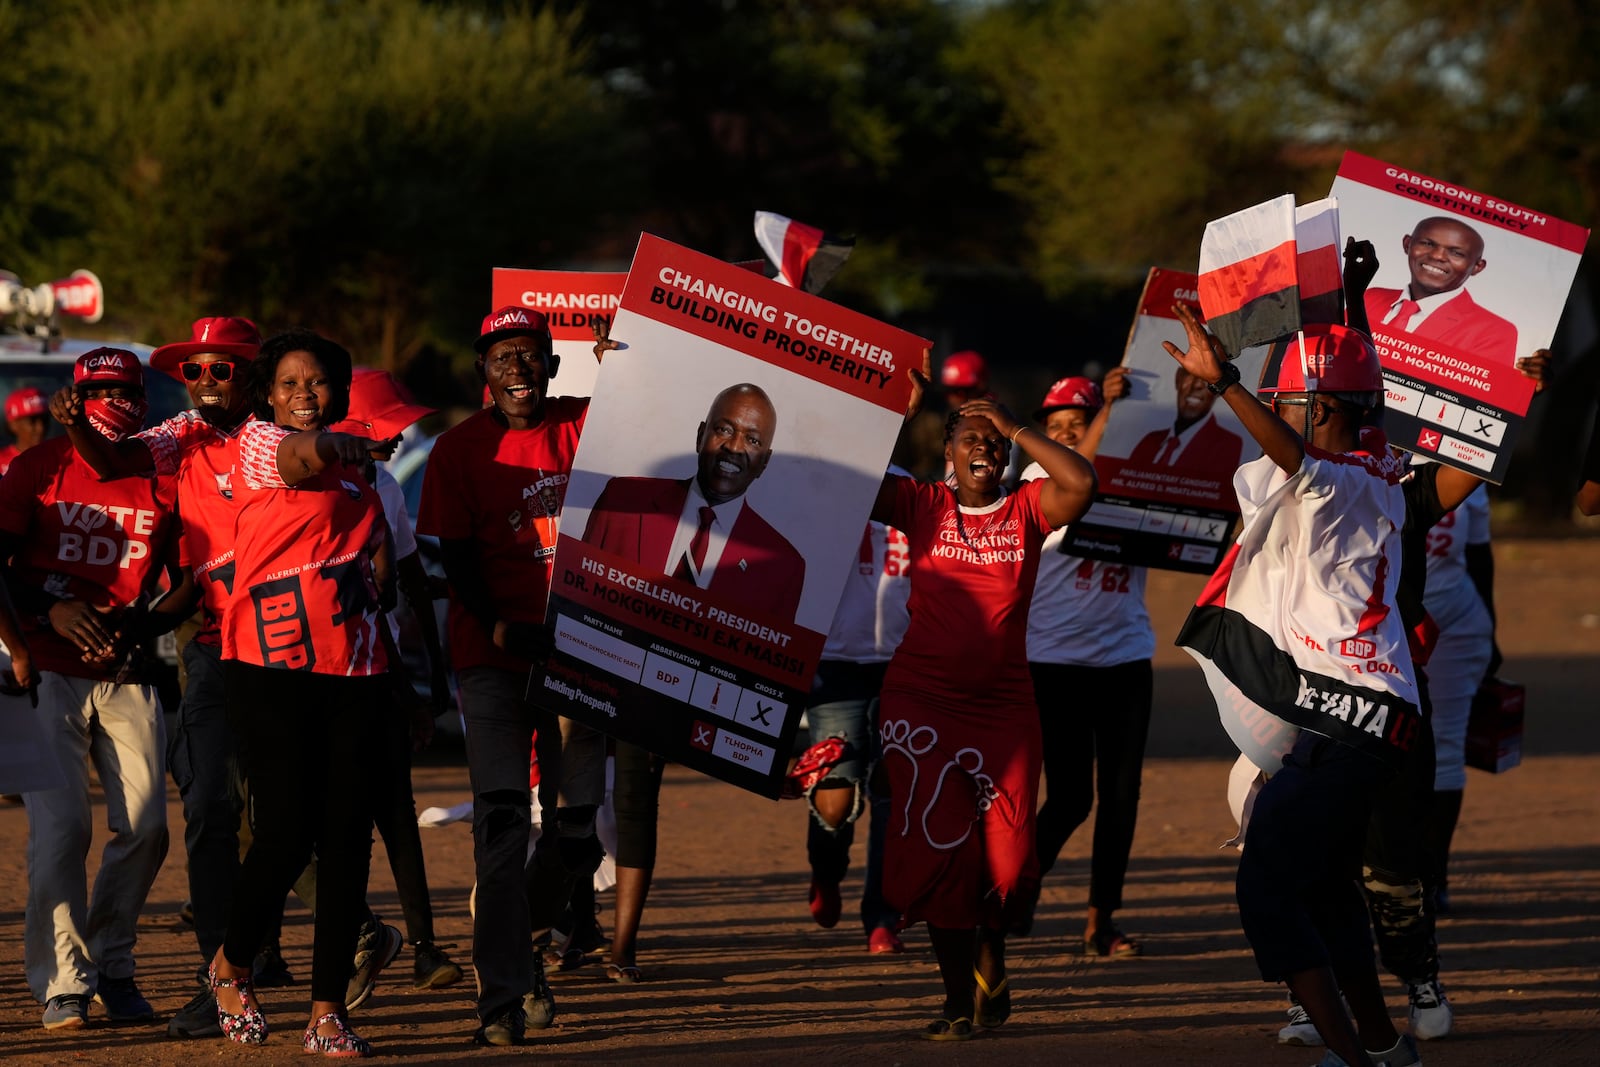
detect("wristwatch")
[1206,361,1241,395]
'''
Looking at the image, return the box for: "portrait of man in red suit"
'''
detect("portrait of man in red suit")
[1126,365,1245,484]
[1363,216,1518,363]
[583,382,806,623]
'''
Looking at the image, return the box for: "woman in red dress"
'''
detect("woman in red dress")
[873,394,1097,1040]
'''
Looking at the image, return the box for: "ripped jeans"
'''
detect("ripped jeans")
[805,660,897,935]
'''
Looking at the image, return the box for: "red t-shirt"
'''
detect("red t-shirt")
[0,437,178,678]
[0,444,20,477]
[139,410,244,647]
[222,421,390,676]
[416,400,587,673]
[883,476,1051,706]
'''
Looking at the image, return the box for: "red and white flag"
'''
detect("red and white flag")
[754,211,854,295]
[1198,195,1300,358]
[1294,198,1343,327]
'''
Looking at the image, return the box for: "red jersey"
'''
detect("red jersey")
[417,399,587,673]
[0,436,178,679]
[222,421,389,676]
[883,476,1051,707]
[139,410,244,646]
[0,444,20,477]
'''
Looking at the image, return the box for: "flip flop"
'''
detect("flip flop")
[973,968,1011,1028]
[1084,927,1142,959]
[605,964,642,984]
[922,1016,974,1042]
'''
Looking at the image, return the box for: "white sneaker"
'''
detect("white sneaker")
[1279,996,1324,1046]
[1407,977,1453,1040]
[1373,1032,1423,1066]
[1312,1034,1421,1067]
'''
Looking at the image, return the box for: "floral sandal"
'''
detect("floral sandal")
[302,1011,373,1058]
[210,965,267,1045]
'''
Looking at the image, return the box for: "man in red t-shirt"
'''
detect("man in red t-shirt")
[1,348,192,1032]
[0,387,49,475]
[417,307,605,1046]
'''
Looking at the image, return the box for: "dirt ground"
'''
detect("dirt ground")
[0,537,1596,1065]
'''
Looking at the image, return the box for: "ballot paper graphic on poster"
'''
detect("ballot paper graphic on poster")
[1331,152,1589,483]
[537,233,924,798]
[1063,268,1268,574]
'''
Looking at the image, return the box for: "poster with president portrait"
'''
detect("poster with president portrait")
[540,234,925,798]
[490,268,624,398]
[1330,152,1589,483]
[1061,268,1269,574]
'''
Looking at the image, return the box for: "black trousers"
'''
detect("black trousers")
[372,694,435,945]
[1029,659,1153,911]
[222,662,384,1004]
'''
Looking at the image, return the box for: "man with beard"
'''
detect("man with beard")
[582,382,806,623]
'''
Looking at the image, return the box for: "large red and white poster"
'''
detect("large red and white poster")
[1330,152,1588,483]
[1063,268,1268,574]
[540,234,924,797]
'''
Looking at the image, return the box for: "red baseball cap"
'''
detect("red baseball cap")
[1035,376,1103,420]
[329,369,436,439]
[151,316,262,380]
[4,387,46,421]
[940,350,988,391]
[475,306,551,355]
[73,347,145,388]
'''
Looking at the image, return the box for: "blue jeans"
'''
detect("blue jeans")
[805,660,896,935]
[167,639,239,964]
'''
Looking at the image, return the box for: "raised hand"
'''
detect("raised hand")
[1161,303,1225,386]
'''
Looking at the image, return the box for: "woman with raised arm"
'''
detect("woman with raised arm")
[870,374,1097,1041]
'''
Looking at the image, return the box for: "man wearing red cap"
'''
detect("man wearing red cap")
[1023,369,1157,959]
[1,387,49,475]
[417,306,607,1046]
[54,316,267,1035]
[2,347,192,1032]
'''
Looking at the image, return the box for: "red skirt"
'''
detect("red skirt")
[877,688,1041,930]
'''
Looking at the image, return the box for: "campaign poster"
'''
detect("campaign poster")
[490,268,623,398]
[540,234,924,798]
[1330,152,1589,482]
[1062,268,1269,574]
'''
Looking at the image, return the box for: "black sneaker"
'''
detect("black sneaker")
[166,984,221,1039]
[252,940,295,987]
[346,916,404,1010]
[94,975,155,1024]
[472,1003,527,1047]
[411,940,463,990]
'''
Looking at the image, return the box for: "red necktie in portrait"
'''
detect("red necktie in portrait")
[676,506,716,582]
[1391,298,1421,331]
[1157,434,1181,466]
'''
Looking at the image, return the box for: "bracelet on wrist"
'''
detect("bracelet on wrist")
[1010,425,1027,443]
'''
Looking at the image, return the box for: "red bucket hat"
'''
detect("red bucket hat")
[4,387,47,421]
[74,347,145,388]
[475,306,551,355]
[329,368,436,439]
[1035,375,1103,420]
[151,316,262,380]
